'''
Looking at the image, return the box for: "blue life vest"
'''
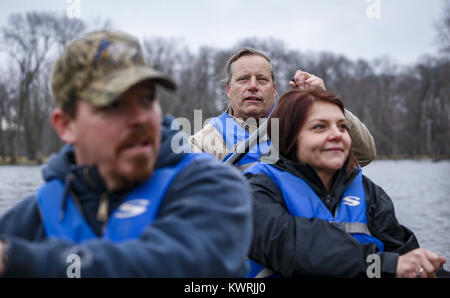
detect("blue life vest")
[36,153,211,244]
[244,162,384,277]
[209,112,271,166]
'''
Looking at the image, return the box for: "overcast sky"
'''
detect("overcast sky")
[0,0,447,65]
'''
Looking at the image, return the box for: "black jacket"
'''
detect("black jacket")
[245,155,419,278]
[0,116,253,277]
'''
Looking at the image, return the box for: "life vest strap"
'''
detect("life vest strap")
[331,222,372,235]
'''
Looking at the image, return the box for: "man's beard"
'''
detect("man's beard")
[108,126,159,191]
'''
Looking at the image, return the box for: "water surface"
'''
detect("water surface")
[0,160,448,271]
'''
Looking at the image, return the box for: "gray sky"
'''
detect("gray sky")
[0,0,446,65]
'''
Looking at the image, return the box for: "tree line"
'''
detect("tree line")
[0,10,449,164]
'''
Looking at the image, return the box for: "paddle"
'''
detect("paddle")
[224,116,269,166]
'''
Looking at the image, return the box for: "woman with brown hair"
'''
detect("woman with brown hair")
[245,89,446,278]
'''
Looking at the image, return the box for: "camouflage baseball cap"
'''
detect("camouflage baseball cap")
[50,30,176,107]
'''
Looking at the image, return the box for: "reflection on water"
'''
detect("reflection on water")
[0,160,449,270]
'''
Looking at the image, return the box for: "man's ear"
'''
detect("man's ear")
[226,82,231,99]
[50,108,77,144]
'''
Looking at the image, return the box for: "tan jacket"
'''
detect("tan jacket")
[189,106,376,167]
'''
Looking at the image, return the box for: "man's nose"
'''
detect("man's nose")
[127,100,149,125]
[247,77,258,91]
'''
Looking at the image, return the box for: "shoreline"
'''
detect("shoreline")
[375,155,450,162]
[0,155,449,166]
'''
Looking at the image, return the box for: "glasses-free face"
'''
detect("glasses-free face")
[63,82,162,191]
[296,101,351,181]
[226,55,276,120]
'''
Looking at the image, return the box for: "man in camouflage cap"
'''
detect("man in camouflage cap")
[0,30,253,278]
[51,30,175,109]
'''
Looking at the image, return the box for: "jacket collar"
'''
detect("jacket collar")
[225,106,258,134]
[272,154,359,200]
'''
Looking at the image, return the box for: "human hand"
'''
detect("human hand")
[289,70,326,91]
[396,248,446,278]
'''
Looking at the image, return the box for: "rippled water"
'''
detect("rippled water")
[0,160,449,271]
[0,165,43,214]
[362,160,450,270]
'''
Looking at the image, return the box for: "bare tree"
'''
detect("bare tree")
[0,12,86,163]
[436,0,450,56]
[1,11,448,161]
[0,81,7,160]
[142,37,186,116]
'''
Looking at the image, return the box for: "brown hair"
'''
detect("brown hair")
[268,88,358,172]
[223,47,275,86]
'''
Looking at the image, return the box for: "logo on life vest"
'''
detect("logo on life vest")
[114,199,150,218]
[342,196,361,207]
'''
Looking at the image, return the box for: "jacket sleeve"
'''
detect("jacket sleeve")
[247,173,399,278]
[1,158,253,277]
[364,175,420,254]
[345,109,376,167]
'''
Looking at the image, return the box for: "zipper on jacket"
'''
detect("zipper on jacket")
[97,193,109,222]
[83,167,96,188]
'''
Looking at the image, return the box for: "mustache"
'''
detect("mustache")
[115,126,157,155]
